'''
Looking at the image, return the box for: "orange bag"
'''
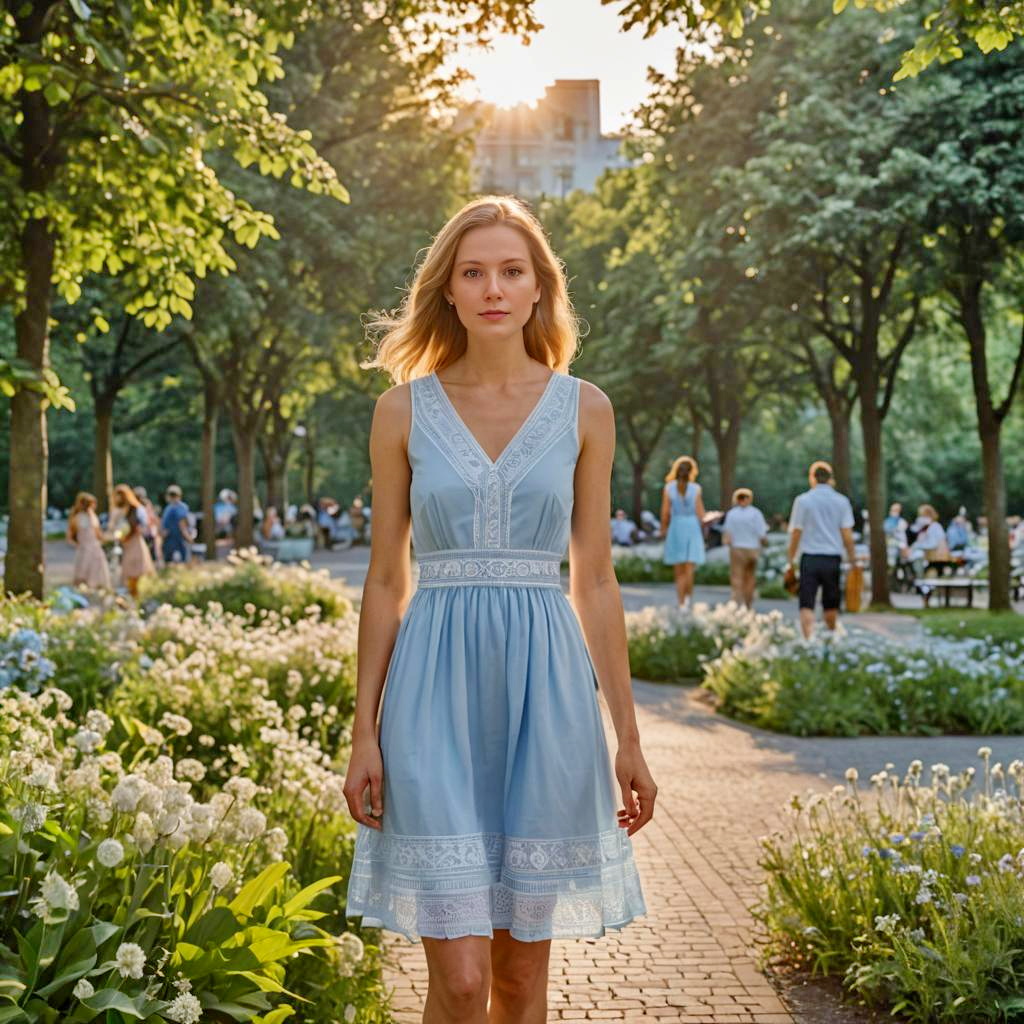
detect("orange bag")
[845,565,864,612]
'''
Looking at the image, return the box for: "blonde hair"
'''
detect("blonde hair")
[361,195,581,384]
[68,491,97,542]
[664,456,699,496]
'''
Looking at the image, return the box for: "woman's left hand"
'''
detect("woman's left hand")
[615,742,657,837]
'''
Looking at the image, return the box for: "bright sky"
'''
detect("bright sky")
[452,0,686,134]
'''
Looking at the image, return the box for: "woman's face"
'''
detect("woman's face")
[445,224,541,339]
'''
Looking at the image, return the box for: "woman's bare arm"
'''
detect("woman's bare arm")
[695,484,706,522]
[569,380,657,836]
[343,383,414,830]
[659,487,670,534]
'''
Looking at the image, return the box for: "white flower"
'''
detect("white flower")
[13,801,48,832]
[166,992,202,1024]
[845,767,858,783]
[175,758,206,782]
[85,709,113,736]
[73,978,95,999]
[114,942,146,979]
[111,774,145,812]
[158,712,193,737]
[72,729,103,753]
[264,827,288,861]
[131,812,157,854]
[209,862,233,890]
[337,931,365,963]
[344,1004,357,1023]
[25,760,57,790]
[96,838,125,868]
[30,869,79,922]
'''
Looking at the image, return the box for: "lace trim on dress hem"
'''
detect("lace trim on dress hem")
[346,826,647,942]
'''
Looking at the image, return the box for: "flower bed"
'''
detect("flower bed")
[703,627,1024,736]
[759,752,1024,1022]
[625,602,791,681]
[138,547,353,623]
[0,558,389,1023]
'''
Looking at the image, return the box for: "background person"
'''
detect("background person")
[902,503,950,575]
[110,483,155,597]
[66,491,111,590]
[786,460,857,639]
[161,484,194,564]
[721,487,768,608]
[610,508,638,546]
[660,455,706,610]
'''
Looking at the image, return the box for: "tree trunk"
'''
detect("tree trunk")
[961,282,1012,610]
[858,370,890,607]
[6,46,57,600]
[232,422,256,549]
[303,425,316,506]
[92,394,115,515]
[711,419,741,510]
[828,404,853,499]
[200,378,219,560]
[631,458,648,525]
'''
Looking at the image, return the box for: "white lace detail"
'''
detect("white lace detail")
[414,372,579,549]
[346,826,647,942]
[417,549,563,587]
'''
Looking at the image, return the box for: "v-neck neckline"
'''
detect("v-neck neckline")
[430,369,559,469]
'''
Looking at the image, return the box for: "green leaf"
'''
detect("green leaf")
[228,863,290,918]
[0,1007,30,1024]
[183,907,241,948]
[255,1008,295,1024]
[280,876,342,918]
[69,0,92,18]
[80,988,145,1017]
[832,0,848,11]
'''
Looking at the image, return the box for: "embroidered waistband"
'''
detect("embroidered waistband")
[415,548,564,588]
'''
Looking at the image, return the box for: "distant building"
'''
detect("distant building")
[468,80,632,198]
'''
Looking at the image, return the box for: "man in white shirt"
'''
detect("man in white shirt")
[786,460,858,638]
[722,488,768,608]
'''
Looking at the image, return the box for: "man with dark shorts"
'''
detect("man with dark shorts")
[785,461,858,639]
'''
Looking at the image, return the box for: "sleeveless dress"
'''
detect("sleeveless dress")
[661,480,706,565]
[345,369,647,942]
[72,510,111,589]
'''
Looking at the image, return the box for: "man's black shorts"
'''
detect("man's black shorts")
[799,553,841,611]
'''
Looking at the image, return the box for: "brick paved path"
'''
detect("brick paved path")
[377,682,803,1023]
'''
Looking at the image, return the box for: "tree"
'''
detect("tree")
[722,4,933,605]
[0,0,348,595]
[606,0,1024,78]
[907,43,1024,609]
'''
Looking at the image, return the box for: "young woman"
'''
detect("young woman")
[109,483,155,597]
[342,196,654,1023]
[660,455,706,609]
[66,491,112,590]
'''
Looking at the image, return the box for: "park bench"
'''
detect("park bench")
[913,576,989,608]
[257,536,315,564]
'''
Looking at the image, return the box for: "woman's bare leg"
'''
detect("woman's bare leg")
[421,935,491,1023]
[673,563,687,604]
[488,929,551,1024]
[681,562,695,602]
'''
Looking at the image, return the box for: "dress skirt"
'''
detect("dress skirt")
[662,514,706,565]
[345,582,647,942]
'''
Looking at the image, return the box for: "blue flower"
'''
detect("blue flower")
[950,844,966,858]
[890,833,905,845]
[909,831,926,842]
[966,874,982,887]
[861,845,874,858]
[879,848,896,860]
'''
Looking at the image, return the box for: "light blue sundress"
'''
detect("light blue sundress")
[345,369,647,943]
[661,480,706,565]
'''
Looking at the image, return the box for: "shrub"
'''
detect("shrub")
[626,603,790,682]
[704,627,1024,736]
[759,753,1024,1023]
[138,547,352,623]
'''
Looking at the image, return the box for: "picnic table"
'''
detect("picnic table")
[913,576,989,608]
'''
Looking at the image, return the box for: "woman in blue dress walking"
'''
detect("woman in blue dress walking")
[342,195,654,1023]
[661,455,706,609]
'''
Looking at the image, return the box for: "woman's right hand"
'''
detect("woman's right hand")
[343,738,385,830]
